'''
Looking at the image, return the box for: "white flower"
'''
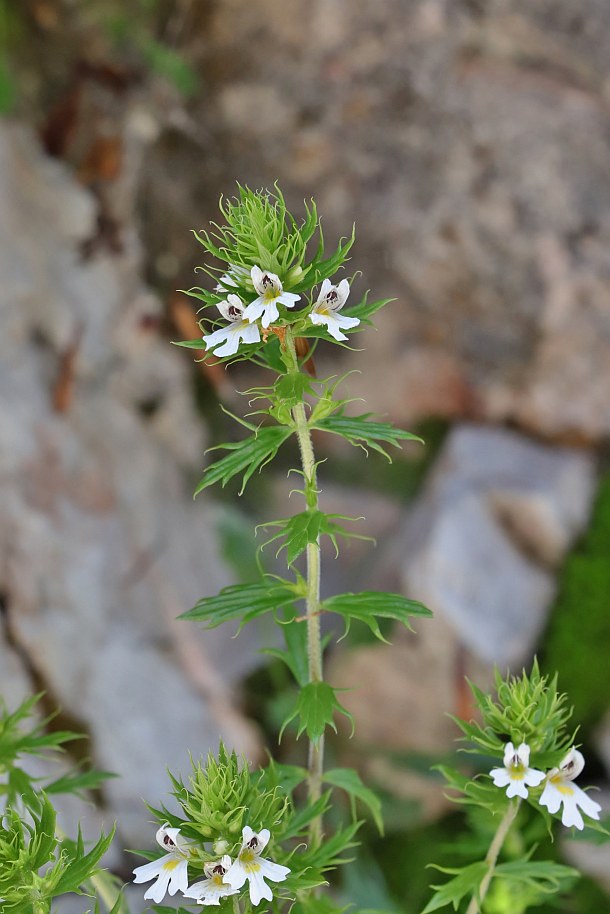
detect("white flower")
[214,265,250,293]
[539,747,602,830]
[183,855,239,906]
[243,266,300,329]
[490,741,545,799]
[224,825,290,906]
[309,278,359,342]
[203,294,261,357]
[132,824,191,903]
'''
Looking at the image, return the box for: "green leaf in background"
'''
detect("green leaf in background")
[323,767,384,834]
[180,579,301,628]
[421,861,488,913]
[312,412,423,460]
[45,766,117,796]
[494,859,580,894]
[323,591,432,640]
[281,681,354,742]
[194,425,293,495]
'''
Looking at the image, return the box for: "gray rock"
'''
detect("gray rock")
[401,425,595,666]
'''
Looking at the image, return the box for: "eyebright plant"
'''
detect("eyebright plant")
[424,662,608,914]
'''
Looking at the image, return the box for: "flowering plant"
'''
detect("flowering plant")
[1,187,608,914]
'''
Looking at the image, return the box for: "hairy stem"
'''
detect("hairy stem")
[465,800,520,914]
[285,333,324,847]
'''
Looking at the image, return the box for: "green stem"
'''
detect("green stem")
[285,333,324,848]
[465,800,520,914]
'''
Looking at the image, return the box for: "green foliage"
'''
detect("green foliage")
[259,509,370,565]
[0,695,125,912]
[179,579,302,628]
[323,768,384,833]
[323,591,432,641]
[282,682,354,742]
[0,791,114,914]
[542,471,610,732]
[312,412,423,460]
[194,424,293,495]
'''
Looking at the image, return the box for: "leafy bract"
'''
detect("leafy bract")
[282,682,354,743]
[312,411,423,460]
[180,580,301,628]
[194,425,292,496]
[323,591,432,640]
[259,510,369,565]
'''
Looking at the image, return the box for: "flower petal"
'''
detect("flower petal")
[490,768,510,787]
[224,860,248,890]
[258,858,290,883]
[143,869,172,903]
[168,858,189,896]
[539,781,562,815]
[248,869,273,906]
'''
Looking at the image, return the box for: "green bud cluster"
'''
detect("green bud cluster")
[457,660,575,769]
[148,744,288,860]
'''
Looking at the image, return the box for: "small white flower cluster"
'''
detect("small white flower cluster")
[133,823,290,906]
[203,266,359,357]
[490,743,602,830]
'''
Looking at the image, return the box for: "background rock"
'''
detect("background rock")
[401,424,595,666]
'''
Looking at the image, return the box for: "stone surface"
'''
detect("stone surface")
[401,424,595,666]
[133,0,610,443]
[0,122,262,850]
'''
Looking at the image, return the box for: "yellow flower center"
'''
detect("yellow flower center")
[239,849,261,873]
[162,858,181,872]
[550,775,574,795]
[263,288,279,303]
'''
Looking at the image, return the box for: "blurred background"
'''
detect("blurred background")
[1,1,610,911]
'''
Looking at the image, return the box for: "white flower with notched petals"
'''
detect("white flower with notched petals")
[243,266,300,329]
[132,824,191,903]
[490,742,545,799]
[309,278,359,342]
[202,294,261,357]
[539,748,602,830]
[224,826,290,906]
[183,855,239,906]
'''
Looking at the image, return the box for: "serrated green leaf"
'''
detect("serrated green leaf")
[323,591,432,640]
[323,767,383,833]
[180,580,300,628]
[312,413,423,460]
[421,861,488,913]
[282,682,353,742]
[194,425,292,496]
